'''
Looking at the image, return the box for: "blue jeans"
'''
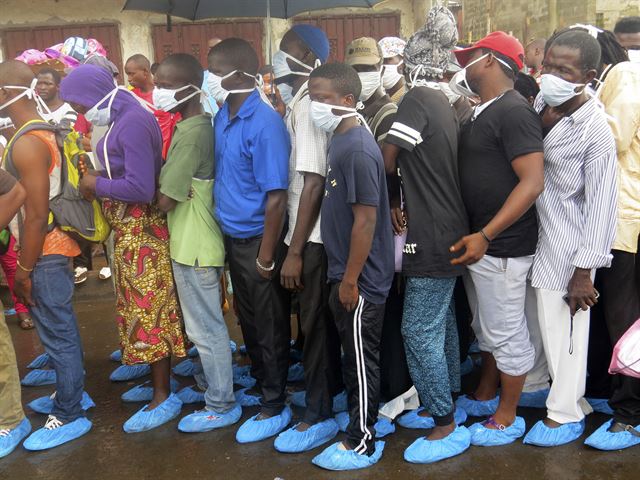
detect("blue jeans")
[171,261,235,412]
[30,254,85,422]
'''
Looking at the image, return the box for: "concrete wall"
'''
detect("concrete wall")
[596,0,640,29]
[0,0,424,64]
[458,0,636,44]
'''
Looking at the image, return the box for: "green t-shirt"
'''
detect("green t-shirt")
[159,114,224,267]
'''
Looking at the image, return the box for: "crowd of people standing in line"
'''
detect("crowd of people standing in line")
[0,6,638,472]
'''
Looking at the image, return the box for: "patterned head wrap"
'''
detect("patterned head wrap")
[378,37,406,59]
[404,6,459,80]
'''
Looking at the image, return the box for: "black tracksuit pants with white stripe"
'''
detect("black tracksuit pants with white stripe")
[329,283,385,456]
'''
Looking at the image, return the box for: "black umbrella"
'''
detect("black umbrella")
[123,0,386,64]
[122,0,385,20]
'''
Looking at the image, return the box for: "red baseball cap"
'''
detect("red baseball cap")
[454,31,525,70]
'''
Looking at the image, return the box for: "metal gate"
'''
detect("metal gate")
[152,21,264,68]
[294,13,401,62]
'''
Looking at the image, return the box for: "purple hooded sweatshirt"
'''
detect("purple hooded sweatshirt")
[60,64,162,204]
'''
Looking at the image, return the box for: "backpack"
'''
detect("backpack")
[2,120,111,243]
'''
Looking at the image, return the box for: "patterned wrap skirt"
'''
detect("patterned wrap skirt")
[103,199,186,365]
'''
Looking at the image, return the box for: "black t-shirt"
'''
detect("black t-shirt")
[458,89,543,258]
[386,85,468,277]
[321,125,394,305]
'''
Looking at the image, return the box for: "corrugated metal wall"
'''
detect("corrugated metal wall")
[152,21,264,68]
[294,13,401,62]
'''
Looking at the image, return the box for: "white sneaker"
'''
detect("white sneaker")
[99,267,112,280]
[74,267,88,284]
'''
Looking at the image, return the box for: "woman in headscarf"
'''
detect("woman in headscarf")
[60,64,186,433]
[381,6,472,463]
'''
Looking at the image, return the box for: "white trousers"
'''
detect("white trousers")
[465,271,551,392]
[464,255,536,376]
[531,288,593,423]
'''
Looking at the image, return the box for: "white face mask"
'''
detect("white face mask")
[382,62,403,90]
[450,53,517,100]
[628,49,640,63]
[207,70,257,105]
[540,74,585,107]
[438,82,461,104]
[278,83,294,105]
[85,87,119,126]
[310,101,359,133]
[272,50,319,81]
[448,53,490,98]
[153,84,201,112]
[358,71,382,102]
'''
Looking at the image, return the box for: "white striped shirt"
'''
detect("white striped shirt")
[531,94,618,291]
[284,83,329,246]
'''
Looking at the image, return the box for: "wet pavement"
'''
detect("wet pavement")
[1,275,638,480]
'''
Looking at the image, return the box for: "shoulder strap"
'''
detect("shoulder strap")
[1,120,57,177]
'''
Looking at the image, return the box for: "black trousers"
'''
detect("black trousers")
[598,247,640,425]
[380,275,412,402]
[454,276,473,362]
[330,283,385,456]
[298,243,343,424]
[226,235,291,416]
[73,239,93,270]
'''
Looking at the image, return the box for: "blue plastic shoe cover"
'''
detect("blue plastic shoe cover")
[176,386,206,404]
[469,416,526,446]
[236,406,292,443]
[23,416,92,451]
[312,440,385,471]
[404,426,471,464]
[187,346,199,358]
[287,363,305,383]
[178,404,242,433]
[123,393,183,433]
[172,359,203,378]
[109,350,122,362]
[375,417,395,438]
[584,419,640,451]
[21,369,57,386]
[0,418,32,458]
[109,364,151,382]
[28,391,95,414]
[523,419,585,447]
[235,388,262,407]
[586,398,614,416]
[27,353,51,369]
[398,407,467,429]
[455,394,499,417]
[274,418,339,453]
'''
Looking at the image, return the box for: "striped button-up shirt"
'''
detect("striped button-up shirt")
[531,94,618,292]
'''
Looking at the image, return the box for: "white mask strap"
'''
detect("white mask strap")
[281,51,318,76]
[0,79,38,111]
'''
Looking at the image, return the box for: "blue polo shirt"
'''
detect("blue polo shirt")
[214,89,290,239]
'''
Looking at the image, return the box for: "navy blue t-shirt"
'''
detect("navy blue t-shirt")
[321,125,394,305]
